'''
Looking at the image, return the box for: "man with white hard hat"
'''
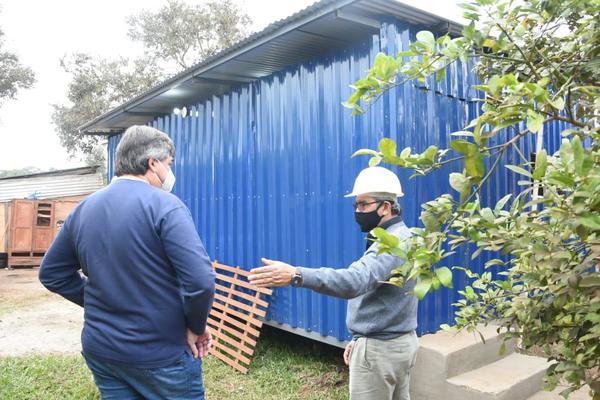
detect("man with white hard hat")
[249,166,418,400]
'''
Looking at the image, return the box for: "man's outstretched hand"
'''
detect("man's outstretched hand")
[249,258,296,287]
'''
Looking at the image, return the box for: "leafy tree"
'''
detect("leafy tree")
[344,0,599,398]
[127,0,251,70]
[51,53,163,156]
[0,19,35,106]
[52,0,251,162]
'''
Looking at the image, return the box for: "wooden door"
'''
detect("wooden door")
[10,200,35,253]
[32,201,54,253]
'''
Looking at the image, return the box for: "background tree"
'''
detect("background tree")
[52,0,251,165]
[0,14,35,106]
[344,0,599,398]
[51,53,163,156]
[127,0,251,70]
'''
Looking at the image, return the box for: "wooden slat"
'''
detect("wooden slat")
[215,273,272,298]
[208,317,258,348]
[210,348,248,374]
[211,339,252,365]
[208,308,261,339]
[210,327,255,356]
[211,301,264,330]
[213,292,266,318]
[208,262,272,374]
[215,282,269,308]
[213,262,273,296]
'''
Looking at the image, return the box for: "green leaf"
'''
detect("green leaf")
[421,211,441,232]
[416,31,436,50]
[379,138,397,157]
[547,172,575,188]
[451,139,472,154]
[422,145,439,163]
[449,172,469,193]
[480,207,495,222]
[495,194,512,211]
[465,148,484,179]
[506,164,532,178]
[371,227,400,247]
[579,276,600,288]
[352,148,380,158]
[435,68,446,82]
[532,149,547,180]
[397,50,418,58]
[482,38,496,49]
[572,136,584,176]
[400,147,411,159]
[435,267,453,288]
[577,214,600,230]
[451,131,474,137]
[485,259,505,268]
[413,278,432,300]
[451,140,484,179]
[549,96,565,110]
[369,155,382,167]
[526,111,544,133]
[487,75,501,94]
[458,3,479,12]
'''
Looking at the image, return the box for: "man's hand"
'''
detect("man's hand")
[196,329,213,358]
[187,328,213,358]
[343,341,354,366]
[248,258,296,288]
[187,328,200,358]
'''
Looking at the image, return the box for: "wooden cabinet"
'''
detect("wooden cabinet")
[8,200,56,268]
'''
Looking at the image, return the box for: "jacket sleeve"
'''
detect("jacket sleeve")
[39,219,86,307]
[297,248,405,299]
[160,206,216,335]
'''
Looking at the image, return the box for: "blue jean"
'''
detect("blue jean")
[84,350,204,400]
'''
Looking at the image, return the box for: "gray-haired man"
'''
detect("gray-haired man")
[249,166,419,400]
[40,125,215,399]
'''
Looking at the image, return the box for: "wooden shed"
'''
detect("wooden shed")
[0,166,105,268]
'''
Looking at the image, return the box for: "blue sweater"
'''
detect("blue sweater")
[39,178,215,368]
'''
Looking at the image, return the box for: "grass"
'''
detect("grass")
[0,327,349,400]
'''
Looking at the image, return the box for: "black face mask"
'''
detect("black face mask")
[354,202,384,232]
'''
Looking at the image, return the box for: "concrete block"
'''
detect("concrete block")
[446,353,550,400]
[411,325,514,400]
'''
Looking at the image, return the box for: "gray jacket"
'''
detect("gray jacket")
[297,220,417,339]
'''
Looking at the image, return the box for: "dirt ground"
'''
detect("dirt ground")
[0,268,83,357]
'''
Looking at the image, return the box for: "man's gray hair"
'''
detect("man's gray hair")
[115,125,175,176]
[370,192,402,216]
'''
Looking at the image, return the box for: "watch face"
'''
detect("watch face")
[291,274,302,286]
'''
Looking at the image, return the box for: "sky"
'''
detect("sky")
[0,0,463,172]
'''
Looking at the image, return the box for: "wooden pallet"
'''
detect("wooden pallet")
[208,262,272,374]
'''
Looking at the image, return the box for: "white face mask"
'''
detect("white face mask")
[154,160,176,192]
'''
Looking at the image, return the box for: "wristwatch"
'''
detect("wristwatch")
[291,269,303,287]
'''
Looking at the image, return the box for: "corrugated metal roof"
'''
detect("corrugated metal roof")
[0,170,105,202]
[0,166,99,181]
[80,0,463,135]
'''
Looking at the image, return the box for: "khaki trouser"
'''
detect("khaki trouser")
[349,331,419,400]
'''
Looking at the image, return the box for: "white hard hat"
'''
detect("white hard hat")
[345,166,404,197]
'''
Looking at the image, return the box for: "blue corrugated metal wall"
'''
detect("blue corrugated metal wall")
[106,18,565,341]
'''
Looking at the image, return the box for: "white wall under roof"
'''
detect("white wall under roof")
[0,173,105,203]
